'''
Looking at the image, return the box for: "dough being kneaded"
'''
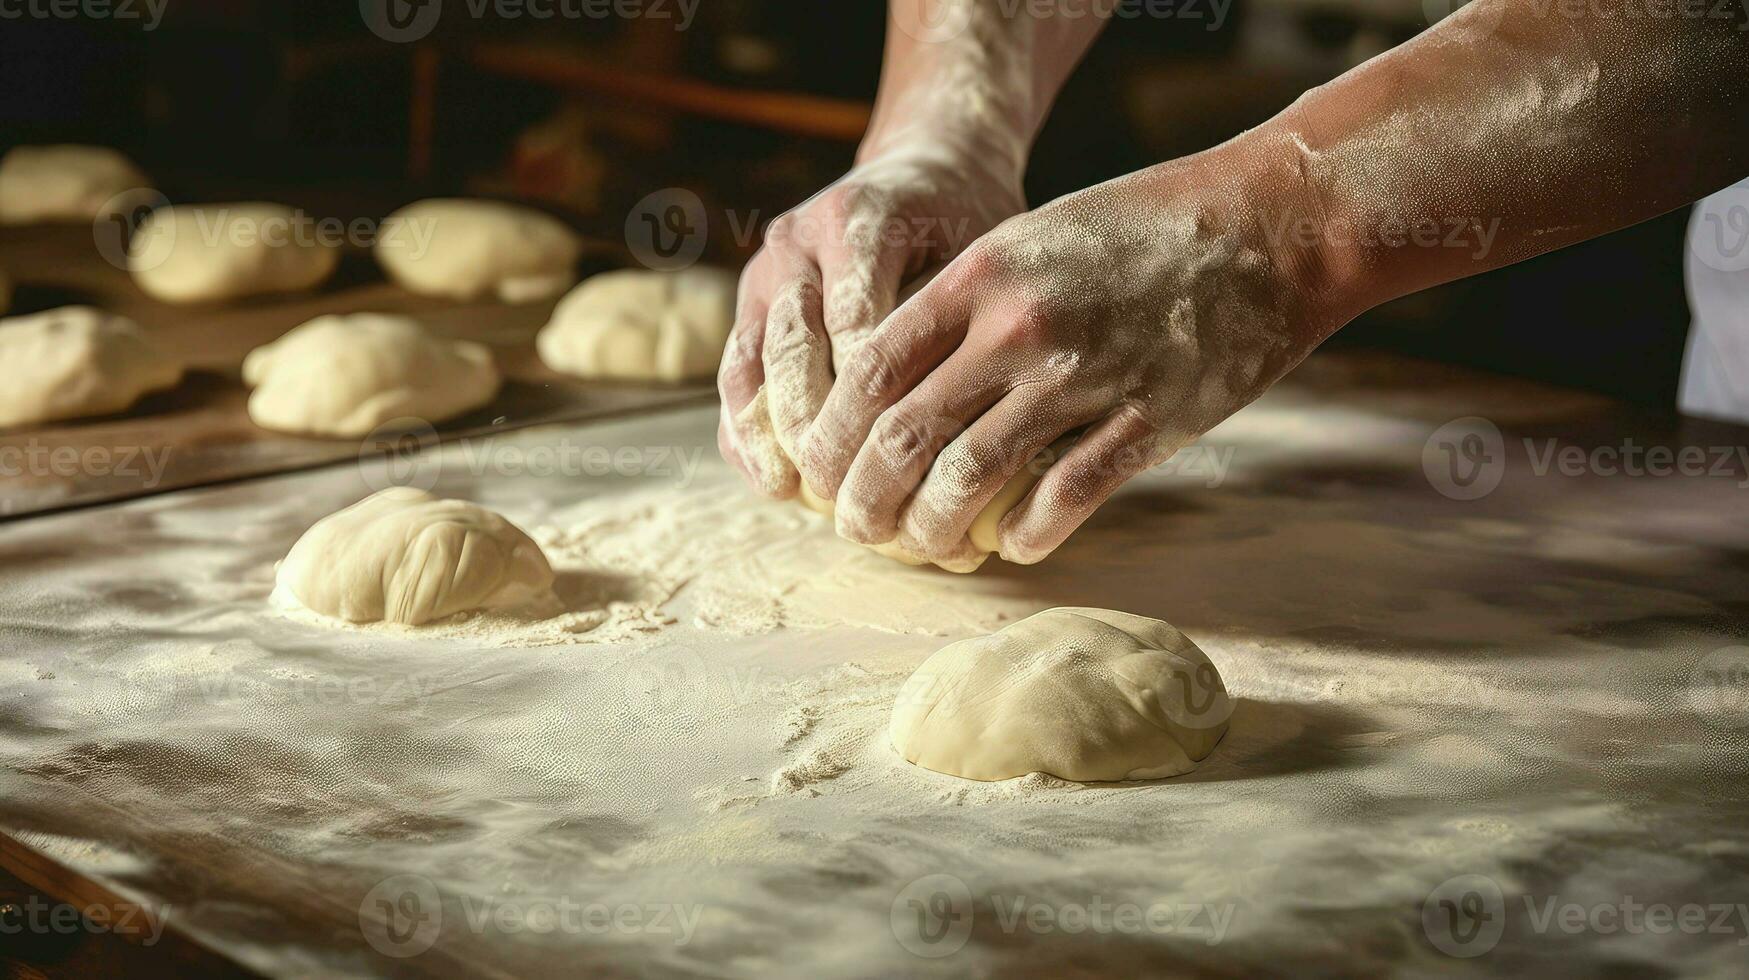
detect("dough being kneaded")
[536,267,736,382]
[376,199,582,303]
[129,203,340,304]
[0,145,152,225]
[276,488,555,626]
[890,607,1231,782]
[0,307,183,429]
[243,313,500,437]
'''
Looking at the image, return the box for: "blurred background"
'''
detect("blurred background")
[0,0,1693,405]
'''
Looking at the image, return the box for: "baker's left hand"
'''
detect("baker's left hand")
[792,128,1346,566]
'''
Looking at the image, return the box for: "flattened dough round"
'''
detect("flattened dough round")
[376,199,582,303]
[276,488,555,626]
[0,307,183,428]
[536,267,735,381]
[0,145,151,225]
[129,203,340,304]
[243,313,500,437]
[890,607,1231,781]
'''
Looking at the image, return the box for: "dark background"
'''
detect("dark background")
[0,0,1696,406]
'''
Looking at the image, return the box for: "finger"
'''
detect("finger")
[997,405,1181,564]
[831,341,1024,547]
[718,257,795,497]
[900,385,1100,561]
[817,233,909,374]
[760,261,833,461]
[794,275,973,504]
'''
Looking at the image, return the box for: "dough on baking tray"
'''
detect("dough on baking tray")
[243,313,500,438]
[0,145,152,225]
[536,267,736,382]
[0,307,183,428]
[276,488,555,626]
[375,198,582,303]
[735,387,1055,572]
[129,203,340,304]
[890,607,1231,782]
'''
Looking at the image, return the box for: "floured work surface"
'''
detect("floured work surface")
[2,351,1748,976]
[0,224,711,517]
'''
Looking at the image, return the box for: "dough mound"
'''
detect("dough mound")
[376,199,582,303]
[736,387,1051,572]
[0,307,183,428]
[890,607,1231,782]
[276,488,555,626]
[0,145,152,225]
[243,314,500,437]
[129,203,340,304]
[536,267,736,381]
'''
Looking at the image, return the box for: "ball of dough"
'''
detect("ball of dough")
[890,607,1231,782]
[735,387,1053,572]
[276,488,555,626]
[0,145,152,225]
[243,313,500,438]
[129,203,341,304]
[0,307,183,428]
[536,267,736,381]
[376,199,582,303]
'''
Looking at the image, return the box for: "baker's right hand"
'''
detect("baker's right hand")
[717,141,1026,498]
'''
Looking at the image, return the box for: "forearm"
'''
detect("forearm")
[1277,0,1749,324]
[860,0,1111,174]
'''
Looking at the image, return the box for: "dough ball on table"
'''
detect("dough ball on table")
[536,267,736,382]
[243,313,500,438]
[129,203,340,304]
[276,488,555,626]
[891,607,1231,782]
[376,199,582,303]
[0,145,152,225]
[0,307,183,428]
[736,386,1056,572]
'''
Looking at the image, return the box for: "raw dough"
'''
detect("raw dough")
[129,203,340,304]
[890,607,1231,782]
[0,307,183,428]
[243,313,500,437]
[536,267,736,381]
[737,387,1055,572]
[275,488,555,626]
[0,145,152,225]
[376,199,582,303]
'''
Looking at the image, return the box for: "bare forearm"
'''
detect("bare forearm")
[861,0,1111,173]
[1273,0,1749,324]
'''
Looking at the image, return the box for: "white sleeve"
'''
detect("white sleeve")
[1679,177,1749,424]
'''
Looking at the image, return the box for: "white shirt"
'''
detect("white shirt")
[1680,177,1749,423]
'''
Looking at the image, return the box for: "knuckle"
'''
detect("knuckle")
[870,408,932,465]
[847,342,905,401]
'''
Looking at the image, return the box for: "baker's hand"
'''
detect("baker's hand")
[794,130,1342,566]
[716,141,1025,498]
